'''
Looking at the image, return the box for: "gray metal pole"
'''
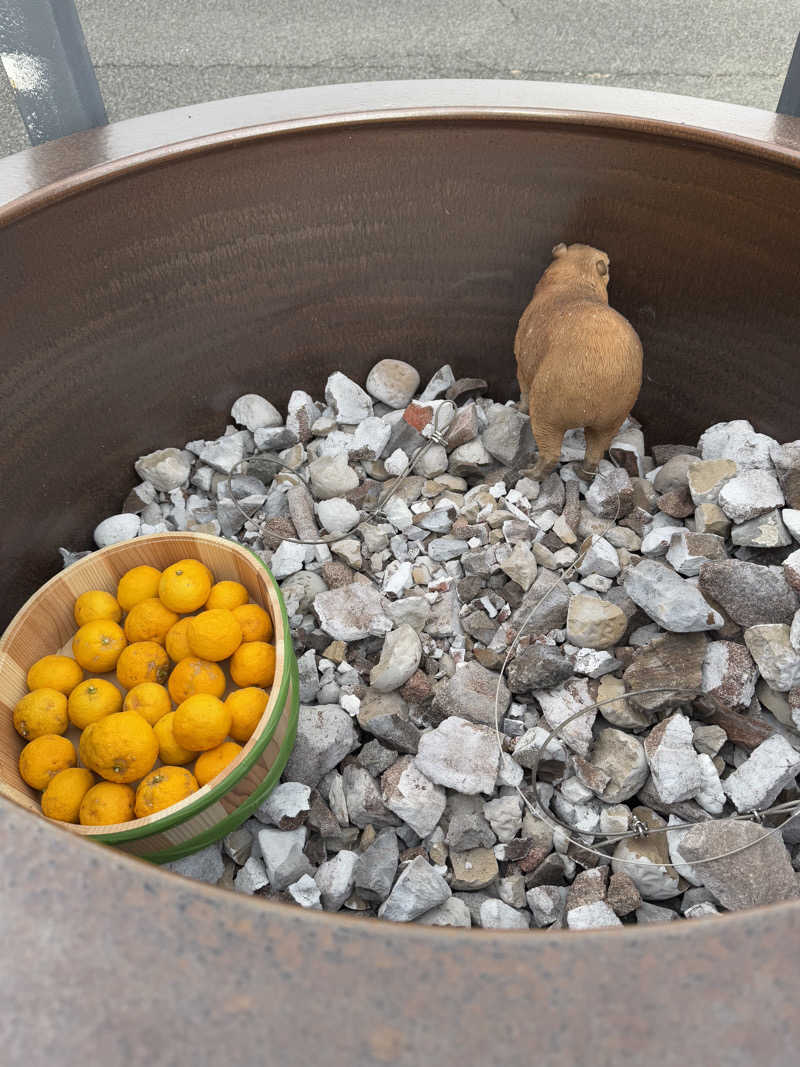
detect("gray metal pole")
[778,33,800,116]
[0,0,107,146]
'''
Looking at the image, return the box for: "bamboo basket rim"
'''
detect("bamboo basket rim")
[0,531,293,841]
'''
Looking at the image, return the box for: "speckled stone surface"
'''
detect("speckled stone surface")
[2,799,799,1065]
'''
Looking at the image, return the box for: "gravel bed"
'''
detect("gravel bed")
[82,360,800,928]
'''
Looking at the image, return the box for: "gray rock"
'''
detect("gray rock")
[199,432,249,474]
[413,443,449,478]
[231,394,283,432]
[585,468,633,519]
[381,756,446,837]
[317,497,360,537]
[378,856,451,921]
[135,447,192,491]
[635,902,678,923]
[444,794,496,851]
[692,723,727,758]
[93,513,141,547]
[257,827,314,892]
[606,872,642,916]
[694,753,726,815]
[483,795,523,843]
[718,470,784,523]
[644,714,705,804]
[480,899,531,929]
[665,530,726,576]
[587,728,649,803]
[428,537,470,562]
[698,560,798,628]
[314,582,392,641]
[784,549,800,592]
[567,901,622,930]
[287,873,323,909]
[223,826,254,866]
[641,523,686,558]
[448,439,493,476]
[325,371,373,423]
[286,390,320,442]
[165,842,225,885]
[315,850,360,911]
[254,426,299,451]
[358,690,421,753]
[623,559,723,632]
[450,847,500,890]
[355,828,400,902]
[234,856,269,895]
[308,453,360,500]
[283,704,359,787]
[573,648,621,678]
[567,595,628,650]
[512,571,571,634]
[388,596,431,633]
[744,624,800,691]
[507,644,574,693]
[699,420,775,470]
[370,624,422,692]
[679,820,799,910]
[498,873,527,909]
[419,364,456,401]
[731,510,792,548]
[269,540,312,580]
[431,660,510,728]
[527,885,568,927]
[653,453,698,493]
[771,442,800,508]
[534,679,596,757]
[577,537,620,579]
[415,717,500,795]
[297,650,320,703]
[416,897,472,927]
[282,570,328,613]
[342,764,398,828]
[358,739,399,779]
[722,734,800,812]
[255,782,312,829]
[366,359,420,409]
[482,405,532,465]
[701,640,758,710]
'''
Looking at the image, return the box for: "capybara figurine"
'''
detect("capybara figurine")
[514,242,643,481]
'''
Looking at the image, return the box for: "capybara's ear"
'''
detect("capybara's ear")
[596,259,608,276]
[551,242,567,258]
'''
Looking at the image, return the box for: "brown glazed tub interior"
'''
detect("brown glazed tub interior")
[2,82,800,1064]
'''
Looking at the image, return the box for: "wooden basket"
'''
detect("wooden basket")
[0,532,298,863]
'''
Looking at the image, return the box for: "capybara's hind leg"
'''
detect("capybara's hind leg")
[517,381,530,414]
[528,412,563,481]
[582,423,622,479]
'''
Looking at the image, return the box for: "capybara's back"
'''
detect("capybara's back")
[514,242,643,479]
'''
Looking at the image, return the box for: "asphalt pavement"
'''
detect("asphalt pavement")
[1,1,799,157]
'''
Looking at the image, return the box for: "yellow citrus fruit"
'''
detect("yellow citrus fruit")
[225,687,269,743]
[68,678,123,729]
[79,782,135,826]
[27,655,83,696]
[134,765,199,818]
[187,609,242,662]
[194,741,242,786]
[230,642,276,688]
[165,617,193,663]
[116,641,170,689]
[79,710,159,784]
[72,619,127,673]
[123,682,171,726]
[123,597,179,645]
[173,693,232,752]
[74,590,122,627]
[153,712,196,765]
[167,657,226,704]
[206,580,249,611]
[116,565,162,612]
[41,767,95,823]
[13,689,69,740]
[158,559,213,614]
[232,602,273,643]
[19,734,76,790]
